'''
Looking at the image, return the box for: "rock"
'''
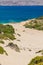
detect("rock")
[6,42,20,52]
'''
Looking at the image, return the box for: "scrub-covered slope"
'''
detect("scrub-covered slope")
[24,16,43,31]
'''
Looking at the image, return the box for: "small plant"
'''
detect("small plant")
[36,50,43,55]
[17,39,20,42]
[0,40,4,44]
[0,46,8,55]
[17,33,21,36]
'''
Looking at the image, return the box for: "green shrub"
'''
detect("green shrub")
[0,46,8,55]
[0,24,15,34]
[3,25,15,34]
[0,33,16,40]
[28,56,43,65]
[4,33,16,40]
[0,24,16,40]
[0,34,8,40]
[36,62,43,65]
[0,40,4,44]
[24,19,43,30]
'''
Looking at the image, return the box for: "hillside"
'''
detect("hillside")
[0,0,43,5]
[24,16,43,30]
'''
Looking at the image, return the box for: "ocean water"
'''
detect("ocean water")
[0,6,43,23]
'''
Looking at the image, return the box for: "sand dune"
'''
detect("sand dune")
[0,22,43,65]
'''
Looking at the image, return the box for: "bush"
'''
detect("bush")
[28,56,43,65]
[0,40,4,44]
[36,62,43,65]
[0,34,7,40]
[0,24,15,34]
[4,33,16,40]
[0,46,8,55]
[0,24,16,40]
[3,25,15,34]
[24,18,43,31]
[0,33,16,40]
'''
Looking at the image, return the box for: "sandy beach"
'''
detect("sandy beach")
[0,21,43,65]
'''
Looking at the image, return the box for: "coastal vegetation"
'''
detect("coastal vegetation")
[28,56,43,65]
[24,16,43,30]
[0,24,16,40]
[0,40,4,44]
[0,46,8,55]
[0,24,16,55]
[36,16,43,20]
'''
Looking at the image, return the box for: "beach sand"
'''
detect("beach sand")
[0,21,43,65]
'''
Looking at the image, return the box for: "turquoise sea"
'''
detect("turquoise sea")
[0,6,43,23]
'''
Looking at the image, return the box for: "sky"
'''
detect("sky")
[0,0,43,5]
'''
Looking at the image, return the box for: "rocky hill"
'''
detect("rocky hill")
[0,0,43,5]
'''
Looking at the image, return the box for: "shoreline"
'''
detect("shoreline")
[0,18,36,24]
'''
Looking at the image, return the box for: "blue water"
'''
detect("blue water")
[0,6,43,23]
